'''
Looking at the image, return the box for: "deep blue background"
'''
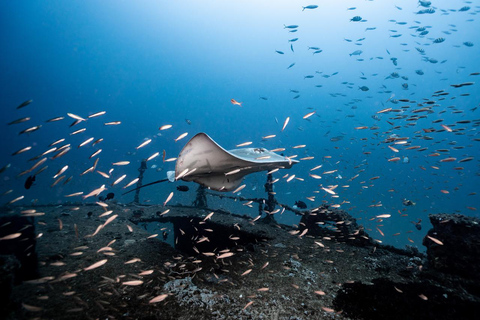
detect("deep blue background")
[1,0,479,249]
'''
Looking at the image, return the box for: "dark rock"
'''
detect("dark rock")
[300,206,373,246]
[424,214,480,280]
[334,278,480,320]
[0,255,20,315]
[0,214,38,282]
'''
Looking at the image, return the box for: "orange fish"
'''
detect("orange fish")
[230,99,242,106]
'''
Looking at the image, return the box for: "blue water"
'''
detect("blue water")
[1,0,479,250]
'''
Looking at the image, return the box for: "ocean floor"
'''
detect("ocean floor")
[1,203,479,320]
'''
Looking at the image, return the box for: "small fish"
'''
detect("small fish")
[149,294,169,304]
[89,149,102,159]
[53,165,68,179]
[426,235,443,245]
[25,175,36,189]
[88,111,106,118]
[112,161,130,166]
[174,132,188,142]
[12,146,32,156]
[0,232,22,241]
[8,117,30,125]
[216,252,235,259]
[122,280,144,286]
[302,5,318,11]
[283,25,298,29]
[136,139,152,149]
[159,124,172,130]
[123,177,139,189]
[349,50,363,56]
[45,117,64,122]
[83,259,108,271]
[112,174,126,186]
[294,200,307,209]
[275,50,284,54]
[164,192,173,206]
[147,152,160,161]
[451,82,474,88]
[236,141,252,147]
[16,99,33,109]
[230,99,242,106]
[350,16,362,22]
[303,111,315,119]
[67,113,85,121]
[176,185,189,192]
[232,184,246,194]
[78,137,94,148]
[104,121,121,125]
[19,125,41,135]
[282,117,290,131]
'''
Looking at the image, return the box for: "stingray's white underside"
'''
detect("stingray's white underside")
[175,133,298,191]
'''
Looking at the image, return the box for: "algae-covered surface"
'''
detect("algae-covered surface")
[2,203,478,320]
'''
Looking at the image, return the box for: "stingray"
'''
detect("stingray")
[123,132,298,195]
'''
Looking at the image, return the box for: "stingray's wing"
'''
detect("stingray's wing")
[175,133,297,191]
